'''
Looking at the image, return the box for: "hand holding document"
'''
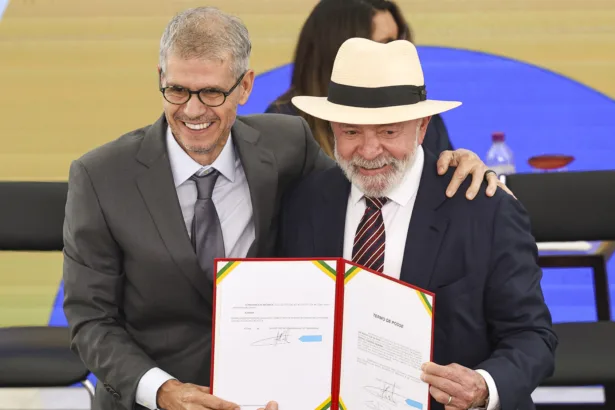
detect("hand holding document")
[211,259,435,410]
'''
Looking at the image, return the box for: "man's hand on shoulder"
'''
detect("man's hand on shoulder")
[157,380,239,410]
[437,149,516,200]
[421,362,489,409]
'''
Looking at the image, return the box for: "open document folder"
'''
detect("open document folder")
[211,259,435,410]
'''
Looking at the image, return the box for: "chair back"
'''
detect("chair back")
[504,171,615,242]
[0,181,67,251]
[0,326,90,387]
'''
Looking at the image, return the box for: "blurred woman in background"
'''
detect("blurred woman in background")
[266,0,453,158]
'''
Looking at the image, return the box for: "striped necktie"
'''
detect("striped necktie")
[352,197,388,272]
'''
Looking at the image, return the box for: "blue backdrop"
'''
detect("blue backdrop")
[50,46,615,343]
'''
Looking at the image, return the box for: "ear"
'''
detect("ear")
[157,65,164,86]
[416,116,431,145]
[238,69,255,105]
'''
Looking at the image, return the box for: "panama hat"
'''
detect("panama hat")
[291,37,462,125]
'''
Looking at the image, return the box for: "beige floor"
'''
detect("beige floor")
[0,386,606,409]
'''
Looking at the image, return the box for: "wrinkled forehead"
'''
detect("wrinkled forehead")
[162,54,235,89]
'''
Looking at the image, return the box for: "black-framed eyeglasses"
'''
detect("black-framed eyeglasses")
[159,71,247,107]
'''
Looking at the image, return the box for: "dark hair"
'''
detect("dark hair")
[365,0,412,42]
[273,0,411,156]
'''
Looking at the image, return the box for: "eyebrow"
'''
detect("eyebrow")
[165,81,225,91]
[338,123,400,128]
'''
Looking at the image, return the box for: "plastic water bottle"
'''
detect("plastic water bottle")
[485,132,516,177]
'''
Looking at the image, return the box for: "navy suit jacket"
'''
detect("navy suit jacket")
[277,149,557,410]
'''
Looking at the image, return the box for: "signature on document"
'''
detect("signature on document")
[363,379,407,405]
[364,400,393,410]
[250,329,292,346]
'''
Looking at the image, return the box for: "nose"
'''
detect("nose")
[182,93,208,118]
[357,132,383,160]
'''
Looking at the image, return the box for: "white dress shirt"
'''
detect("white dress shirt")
[342,146,424,279]
[341,146,500,410]
[135,127,255,409]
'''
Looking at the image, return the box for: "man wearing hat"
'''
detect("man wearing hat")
[279,38,557,410]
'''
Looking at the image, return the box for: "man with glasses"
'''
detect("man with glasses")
[62,6,505,410]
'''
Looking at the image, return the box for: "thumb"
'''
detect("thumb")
[265,401,279,410]
[437,150,455,174]
[197,385,211,394]
[223,400,241,410]
[203,394,240,410]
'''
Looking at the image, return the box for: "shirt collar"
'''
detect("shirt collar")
[166,126,236,188]
[349,145,425,207]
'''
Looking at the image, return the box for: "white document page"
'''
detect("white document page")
[339,264,434,410]
[212,260,338,410]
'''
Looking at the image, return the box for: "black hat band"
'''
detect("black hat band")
[327,81,427,108]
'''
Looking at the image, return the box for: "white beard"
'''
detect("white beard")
[334,124,420,198]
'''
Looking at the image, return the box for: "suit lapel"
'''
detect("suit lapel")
[400,152,450,290]
[232,119,278,257]
[315,168,351,256]
[135,115,211,302]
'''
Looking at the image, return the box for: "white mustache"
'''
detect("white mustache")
[350,155,398,171]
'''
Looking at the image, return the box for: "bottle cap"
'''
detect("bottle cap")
[492,132,505,142]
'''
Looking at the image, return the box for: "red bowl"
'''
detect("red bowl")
[528,154,575,170]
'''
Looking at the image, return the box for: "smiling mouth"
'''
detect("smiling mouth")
[183,121,212,130]
[358,164,388,171]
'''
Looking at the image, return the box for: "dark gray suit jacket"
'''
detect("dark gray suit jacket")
[62,113,333,410]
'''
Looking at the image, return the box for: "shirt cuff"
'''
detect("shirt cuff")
[136,367,176,409]
[474,369,500,410]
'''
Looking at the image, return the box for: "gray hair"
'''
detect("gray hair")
[159,7,251,78]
